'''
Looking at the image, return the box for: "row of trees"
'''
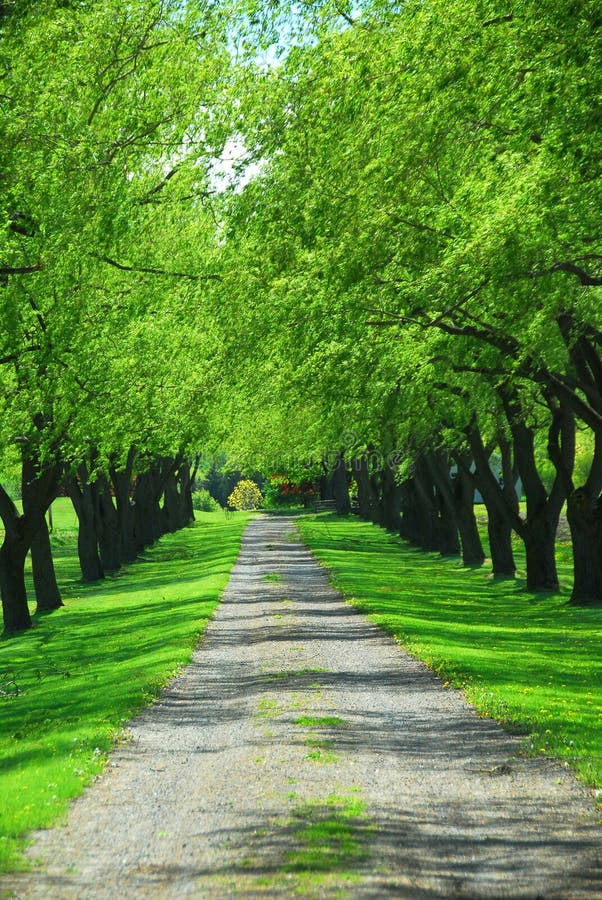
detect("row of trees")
[0,0,234,631]
[2,0,601,633]
[208,0,602,604]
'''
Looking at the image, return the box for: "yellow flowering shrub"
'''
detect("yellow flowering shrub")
[228,479,263,510]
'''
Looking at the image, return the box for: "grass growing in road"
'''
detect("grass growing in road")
[283,792,369,888]
[294,715,348,728]
[299,514,602,791]
[0,506,253,873]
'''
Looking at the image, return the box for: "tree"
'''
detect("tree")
[215,0,602,601]
[0,0,233,631]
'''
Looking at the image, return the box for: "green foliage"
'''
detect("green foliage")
[300,514,602,790]
[192,489,222,513]
[212,0,602,525]
[199,460,245,508]
[0,0,234,490]
[0,507,252,873]
[0,471,20,502]
[228,479,263,510]
[264,474,318,509]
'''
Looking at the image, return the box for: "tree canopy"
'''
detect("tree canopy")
[2,0,602,632]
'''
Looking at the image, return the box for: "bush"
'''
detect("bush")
[264,474,318,509]
[192,489,222,512]
[228,479,263,511]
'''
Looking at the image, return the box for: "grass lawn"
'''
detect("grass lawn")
[0,501,253,873]
[299,513,602,796]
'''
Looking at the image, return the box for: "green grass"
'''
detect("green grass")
[0,504,253,873]
[284,792,369,874]
[262,572,284,583]
[294,715,348,728]
[299,514,602,792]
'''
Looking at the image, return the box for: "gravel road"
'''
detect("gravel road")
[4,515,601,898]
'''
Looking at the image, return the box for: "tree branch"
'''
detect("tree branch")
[0,264,43,276]
[139,165,182,204]
[482,13,513,27]
[96,255,222,281]
[550,261,602,286]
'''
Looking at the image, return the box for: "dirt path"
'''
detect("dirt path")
[4,515,601,898]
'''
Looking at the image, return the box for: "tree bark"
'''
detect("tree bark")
[177,460,195,527]
[133,464,164,549]
[552,425,602,605]
[0,535,30,632]
[30,515,63,612]
[566,489,602,605]
[319,457,335,502]
[399,476,422,544]
[97,473,121,572]
[452,453,486,566]
[426,450,480,562]
[501,390,571,592]
[1,454,62,633]
[351,456,373,521]
[368,468,385,526]
[412,457,446,550]
[380,460,401,531]
[486,509,516,578]
[161,456,189,533]
[463,425,518,578]
[332,453,351,515]
[67,466,104,583]
[111,448,138,563]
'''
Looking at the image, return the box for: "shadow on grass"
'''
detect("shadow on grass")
[0,514,252,869]
[297,514,602,785]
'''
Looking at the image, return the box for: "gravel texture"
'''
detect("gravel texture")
[4,514,601,898]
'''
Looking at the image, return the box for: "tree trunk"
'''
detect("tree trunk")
[452,459,485,566]
[435,490,460,556]
[97,474,121,572]
[77,519,104,581]
[111,450,138,563]
[0,454,62,633]
[423,451,462,557]
[428,448,485,565]
[67,469,104,583]
[187,456,201,523]
[502,393,569,593]
[523,518,559,592]
[412,459,443,550]
[368,469,385,526]
[547,406,599,605]
[133,467,163,549]
[319,459,335,502]
[178,460,195,527]
[566,488,602,605]
[0,536,30,632]
[162,465,182,533]
[22,450,62,611]
[380,460,401,532]
[351,456,372,521]
[399,477,422,543]
[31,515,63,612]
[487,510,517,578]
[464,425,518,578]
[332,453,351,515]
